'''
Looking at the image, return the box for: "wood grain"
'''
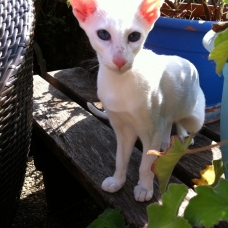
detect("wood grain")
[46,68,222,187]
[33,74,195,228]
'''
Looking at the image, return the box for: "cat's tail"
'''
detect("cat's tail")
[87,102,108,120]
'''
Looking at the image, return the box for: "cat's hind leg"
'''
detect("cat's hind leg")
[177,113,204,144]
[177,88,205,143]
[176,123,192,144]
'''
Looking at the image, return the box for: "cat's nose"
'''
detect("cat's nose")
[113,58,127,69]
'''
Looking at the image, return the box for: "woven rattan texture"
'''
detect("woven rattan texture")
[0,0,35,227]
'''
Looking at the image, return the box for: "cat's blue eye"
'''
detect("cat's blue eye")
[128,32,141,42]
[97,30,111,41]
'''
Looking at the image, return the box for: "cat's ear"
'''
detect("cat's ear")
[70,0,97,23]
[140,0,163,25]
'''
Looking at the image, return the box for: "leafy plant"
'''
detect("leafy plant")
[150,135,194,194]
[148,134,228,193]
[184,178,228,228]
[161,0,228,21]
[147,179,228,228]
[88,136,228,228]
[148,136,228,227]
[87,208,129,228]
[209,25,228,75]
[147,184,191,228]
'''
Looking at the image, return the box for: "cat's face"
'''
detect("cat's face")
[70,0,163,72]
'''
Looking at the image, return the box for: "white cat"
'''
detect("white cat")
[70,0,205,202]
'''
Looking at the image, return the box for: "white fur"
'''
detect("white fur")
[71,0,205,202]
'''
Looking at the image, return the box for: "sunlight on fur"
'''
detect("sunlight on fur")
[70,0,205,202]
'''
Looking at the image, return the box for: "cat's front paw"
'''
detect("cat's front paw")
[134,185,153,202]
[101,177,125,193]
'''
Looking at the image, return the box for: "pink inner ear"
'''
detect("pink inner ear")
[70,0,97,22]
[140,0,161,24]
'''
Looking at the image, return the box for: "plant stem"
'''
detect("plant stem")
[186,140,228,154]
[147,140,228,156]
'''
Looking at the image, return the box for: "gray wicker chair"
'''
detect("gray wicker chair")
[0,0,35,227]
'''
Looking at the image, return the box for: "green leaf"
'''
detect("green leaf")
[209,29,228,75]
[211,159,224,187]
[214,28,228,47]
[184,179,228,228]
[88,208,126,228]
[151,135,194,194]
[226,162,228,170]
[147,184,191,228]
[66,0,71,7]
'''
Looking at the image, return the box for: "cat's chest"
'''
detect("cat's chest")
[97,71,148,112]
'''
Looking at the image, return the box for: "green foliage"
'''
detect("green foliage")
[184,179,228,228]
[209,28,228,75]
[147,184,191,228]
[151,135,194,194]
[150,135,228,192]
[88,139,228,228]
[148,136,228,227]
[226,162,228,170]
[147,180,228,228]
[66,0,70,8]
[87,208,129,228]
[211,159,224,187]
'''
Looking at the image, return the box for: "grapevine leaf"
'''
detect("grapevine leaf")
[147,184,191,228]
[209,27,228,75]
[192,159,224,187]
[214,28,228,47]
[88,208,126,228]
[209,40,228,75]
[151,135,194,194]
[184,179,228,228]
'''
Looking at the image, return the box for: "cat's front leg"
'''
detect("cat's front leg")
[134,131,162,202]
[101,114,137,193]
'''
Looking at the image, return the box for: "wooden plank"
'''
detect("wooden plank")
[45,68,222,187]
[47,67,99,103]
[201,121,220,142]
[47,67,220,140]
[33,74,195,228]
[204,120,220,136]
[42,67,101,112]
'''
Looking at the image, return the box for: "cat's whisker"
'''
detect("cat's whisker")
[79,57,99,77]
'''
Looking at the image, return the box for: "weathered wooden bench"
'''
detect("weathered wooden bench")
[32,66,225,228]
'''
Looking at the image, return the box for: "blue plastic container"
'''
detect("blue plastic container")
[145,16,224,123]
[221,64,228,178]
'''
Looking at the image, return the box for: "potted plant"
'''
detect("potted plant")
[203,22,228,178]
[145,0,228,124]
